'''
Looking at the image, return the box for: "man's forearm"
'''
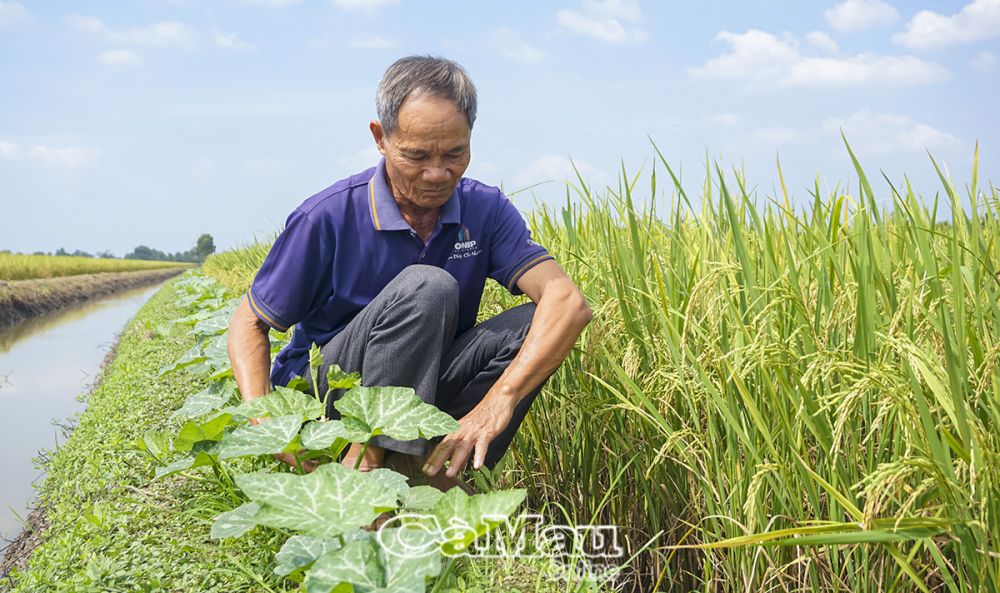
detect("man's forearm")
[228,296,273,402]
[484,280,592,407]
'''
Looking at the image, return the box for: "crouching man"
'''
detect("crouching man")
[227,55,591,489]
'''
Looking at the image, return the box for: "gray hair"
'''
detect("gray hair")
[376,56,477,136]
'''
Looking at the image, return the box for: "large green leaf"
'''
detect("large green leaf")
[235,463,399,538]
[193,305,236,338]
[173,413,233,452]
[136,430,172,462]
[300,419,368,450]
[426,488,527,555]
[305,527,440,593]
[236,387,325,422]
[218,415,302,460]
[326,365,361,391]
[171,380,235,420]
[274,533,365,577]
[158,343,207,376]
[335,387,459,442]
[367,469,410,501]
[210,502,260,539]
[401,486,444,511]
[154,441,220,478]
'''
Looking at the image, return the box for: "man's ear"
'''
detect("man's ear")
[370,120,386,155]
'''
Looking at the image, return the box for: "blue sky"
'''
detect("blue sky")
[1,0,998,255]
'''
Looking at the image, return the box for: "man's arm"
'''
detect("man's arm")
[228,296,273,408]
[423,259,592,477]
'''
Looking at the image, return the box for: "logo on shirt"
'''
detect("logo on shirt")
[449,225,481,261]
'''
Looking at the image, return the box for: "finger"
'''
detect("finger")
[472,437,489,470]
[446,441,475,478]
[423,440,455,476]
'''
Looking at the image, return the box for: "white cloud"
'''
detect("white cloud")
[805,30,838,53]
[67,13,198,47]
[214,29,255,50]
[823,109,961,155]
[0,139,98,168]
[690,29,949,89]
[511,154,609,191]
[824,0,900,32]
[490,28,546,64]
[332,0,398,13]
[98,49,143,65]
[705,112,738,125]
[972,50,998,72]
[349,32,395,49]
[0,0,28,26]
[893,0,1000,50]
[556,0,647,43]
[754,126,802,144]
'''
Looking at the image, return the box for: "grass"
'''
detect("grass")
[0,254,190,281]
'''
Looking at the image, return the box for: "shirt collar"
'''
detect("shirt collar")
[368,156,462,232]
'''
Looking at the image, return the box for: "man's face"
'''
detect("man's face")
[371,94,472,211]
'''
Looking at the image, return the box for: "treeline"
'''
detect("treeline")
[9,234,217,263]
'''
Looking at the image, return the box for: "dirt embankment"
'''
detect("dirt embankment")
[0,268,186,331]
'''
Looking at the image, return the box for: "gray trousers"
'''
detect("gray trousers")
[308,265,546,469]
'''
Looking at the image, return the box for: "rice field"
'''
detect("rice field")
[0,253,191,281]
[204,145,1000,592]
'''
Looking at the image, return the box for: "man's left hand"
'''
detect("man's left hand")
[422,396,514,478]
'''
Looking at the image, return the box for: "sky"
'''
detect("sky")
[1,0,998,255]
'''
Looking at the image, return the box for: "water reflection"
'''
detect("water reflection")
[0,282,165,546]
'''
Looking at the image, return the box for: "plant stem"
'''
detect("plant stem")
[353,441,370,471]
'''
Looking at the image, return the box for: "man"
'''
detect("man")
[227,56,591,487]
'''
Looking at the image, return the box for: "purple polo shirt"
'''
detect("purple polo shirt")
[247,158,554,387]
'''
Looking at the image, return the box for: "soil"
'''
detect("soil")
[0,268,185,331]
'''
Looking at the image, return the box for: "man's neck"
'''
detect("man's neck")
[398,202,440,243]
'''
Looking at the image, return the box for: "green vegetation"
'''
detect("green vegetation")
[202,238,272,293]
[8,144,999,592]
[212,145,1000,591]
[485,146,1000,591]
[5,274,603,593]
[0,253,191,281]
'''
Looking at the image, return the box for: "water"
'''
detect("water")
[0,282,164,545]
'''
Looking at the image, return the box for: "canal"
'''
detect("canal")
[0,282,165,549]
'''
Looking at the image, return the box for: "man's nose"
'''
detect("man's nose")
[423,167,450,183]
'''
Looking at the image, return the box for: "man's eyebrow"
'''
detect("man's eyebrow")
[447,144,469,153]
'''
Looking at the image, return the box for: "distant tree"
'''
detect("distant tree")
[96,250,116,259]
[71,249,94,258]
[125,245,169,261]
[194,234,216,261]
[55,247,69,256]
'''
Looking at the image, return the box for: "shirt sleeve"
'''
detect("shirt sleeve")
[247,208,333,332]
[487,194,554,296]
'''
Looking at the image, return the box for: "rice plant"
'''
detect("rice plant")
[491,143,1000,592]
